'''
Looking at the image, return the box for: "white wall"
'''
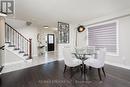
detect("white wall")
[76,29,87,48]
[81,9,130,69]
[69,24,77,47]
[0,17,5,46]
[0,17,5,66]
[6,18,39,57]
[105,16,130,69]
[4,49,23,66]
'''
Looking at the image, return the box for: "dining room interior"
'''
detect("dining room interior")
[0,0,130,87]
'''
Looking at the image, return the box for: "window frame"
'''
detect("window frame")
[86,21,119,56]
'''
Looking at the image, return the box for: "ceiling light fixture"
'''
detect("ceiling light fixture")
[77,25,85,32]
[43,26,49,29]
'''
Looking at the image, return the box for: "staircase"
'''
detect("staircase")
[5,23,32,60]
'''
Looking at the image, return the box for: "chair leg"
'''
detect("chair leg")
[80,65,83,76]
[84,65,87,74]
[98,68,102,80]
[89,66,92,70]
[64,65,67,73]
[70,67,73,78]
[102,67,106,77]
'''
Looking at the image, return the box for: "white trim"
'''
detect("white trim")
[86,20,117,28]
[4,60,24,66]
[83,8,130,26]
[26,59,32,63]
[0,13,7,17]
[86,21,119,56]
[116,20,119,55]
[86,25,89,47]
[105,61,130,70]
[5,45,29,60]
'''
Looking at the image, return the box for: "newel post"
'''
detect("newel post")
[29,38,32,59]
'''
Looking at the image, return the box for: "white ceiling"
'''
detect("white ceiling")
[15,0,130,27]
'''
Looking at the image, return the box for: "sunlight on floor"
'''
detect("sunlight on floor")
[2,51,63,74]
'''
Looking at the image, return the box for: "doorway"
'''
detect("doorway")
[47,34,55,51]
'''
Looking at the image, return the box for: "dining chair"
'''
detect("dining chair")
[84,48,106,80]
[86,46,96,57]
[63,47,82,78]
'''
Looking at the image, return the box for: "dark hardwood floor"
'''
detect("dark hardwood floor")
[0,60,130,87]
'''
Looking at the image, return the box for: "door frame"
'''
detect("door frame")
[47,34,55,51]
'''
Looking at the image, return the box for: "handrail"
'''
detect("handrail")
[0,46,5,49]
[5,23,29,42]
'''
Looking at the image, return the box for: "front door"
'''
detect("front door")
[0,17,5,71]
[47,34,54,51]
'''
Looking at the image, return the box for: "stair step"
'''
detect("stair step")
[5,42,11,43]
[23,54,28,56]
[14,48,20,50]
[8,45,15,47]
[19,51,24,53]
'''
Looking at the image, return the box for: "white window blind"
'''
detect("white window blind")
[88,22,118,53]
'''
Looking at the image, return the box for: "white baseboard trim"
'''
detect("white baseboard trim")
[105,61,130,70]
[4,60,24,66]
[57,58,64,61]
[26,59,32,63]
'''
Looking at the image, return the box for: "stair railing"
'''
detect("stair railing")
[5,23,32,59]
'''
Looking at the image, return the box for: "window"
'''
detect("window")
[58,22,69,43]
[87,22,119,54]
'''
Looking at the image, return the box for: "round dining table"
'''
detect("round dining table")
[72,53,93,80]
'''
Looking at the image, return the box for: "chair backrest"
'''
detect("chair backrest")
[96,48,106,66]
[75,47,86,54]
[63,47,76,66]
[87,46,96,54]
